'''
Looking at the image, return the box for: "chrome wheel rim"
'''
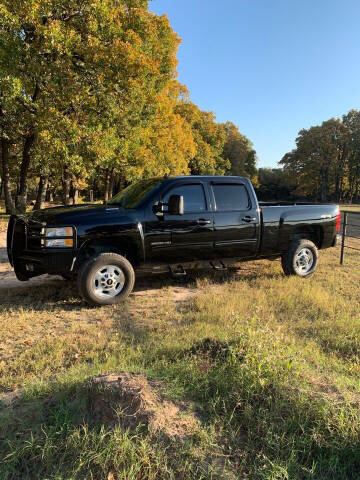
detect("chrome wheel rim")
[295,248,314,274]
[93,265,125,298]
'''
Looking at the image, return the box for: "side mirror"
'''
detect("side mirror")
[152,201,164,215]
[167,195,184,215]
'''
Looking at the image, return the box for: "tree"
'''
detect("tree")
[0,0,180,212]
[221,122,257,183]
[1,0,261,209]
[280,118,350,202]
[175,101,229,175]
[129,83,196,179]
[343,110,360,202]
[257,168,295,201]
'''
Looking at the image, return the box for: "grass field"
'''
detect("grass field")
[1,217,360,479]
[341,205,360,212]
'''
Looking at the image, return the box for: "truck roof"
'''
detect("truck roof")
[170,175,249,181]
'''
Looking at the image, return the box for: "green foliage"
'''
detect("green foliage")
[0,0,186,209]
[0,1,258,209]
[281,112,360,202]
[257,168,295,201]
[176,100,230,175]
[222,121,257,183]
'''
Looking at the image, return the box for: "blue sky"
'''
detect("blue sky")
[150,0,360,168]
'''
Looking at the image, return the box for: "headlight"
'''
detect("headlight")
[43,227,74,248]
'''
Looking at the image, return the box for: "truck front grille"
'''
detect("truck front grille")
[27,224,43,250]
[8,217,43,264]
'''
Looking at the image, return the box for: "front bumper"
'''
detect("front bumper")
[16,251,75,274]
[7,215,76,280]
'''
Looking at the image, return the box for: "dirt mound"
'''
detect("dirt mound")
[87,372,199,441]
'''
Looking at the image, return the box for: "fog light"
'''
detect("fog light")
[26,264,35,272]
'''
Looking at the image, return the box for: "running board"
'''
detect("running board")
[136,255,280,277]
[169,264,187,277]
[137,259,234,276]
[210,260,227,271]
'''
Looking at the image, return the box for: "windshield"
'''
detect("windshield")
[108,178,163,208]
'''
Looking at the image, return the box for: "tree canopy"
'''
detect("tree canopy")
[7,2,359,209]
[221,121,257,184]
[280,111,360,202]
[0,0,258,213]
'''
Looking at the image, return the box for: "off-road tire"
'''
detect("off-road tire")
[77,252,135,306]
[281,239,318,278]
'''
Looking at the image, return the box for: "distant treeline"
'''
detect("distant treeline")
[280,111,360,204]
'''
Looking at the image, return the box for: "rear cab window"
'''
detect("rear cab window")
[212,183,251,211]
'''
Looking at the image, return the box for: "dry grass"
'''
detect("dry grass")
[0,217,8,233]
[341,204,360,211]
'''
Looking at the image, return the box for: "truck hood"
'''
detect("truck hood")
[26,204,135,226]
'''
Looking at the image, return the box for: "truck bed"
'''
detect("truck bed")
[259,203,339,255]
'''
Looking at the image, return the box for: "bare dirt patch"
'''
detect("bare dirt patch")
[87,372,200,441]
[0,388,24,408]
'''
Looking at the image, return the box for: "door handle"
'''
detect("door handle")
[242,216,256,223]
[197,218,211,225]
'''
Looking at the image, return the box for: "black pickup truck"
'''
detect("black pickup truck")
[7,176,340,306]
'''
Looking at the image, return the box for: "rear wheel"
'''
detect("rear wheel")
[77,252,135,306]
[281,239,318,278]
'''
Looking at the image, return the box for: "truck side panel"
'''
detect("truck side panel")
[260,205,339,255]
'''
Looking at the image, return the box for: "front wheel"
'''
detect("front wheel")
[281,239,318,278]
[77,252,135,306]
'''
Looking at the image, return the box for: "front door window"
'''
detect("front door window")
[162,184,207,213]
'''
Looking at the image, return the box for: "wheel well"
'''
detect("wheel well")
[290,225,323,248]
[75,238,140,270]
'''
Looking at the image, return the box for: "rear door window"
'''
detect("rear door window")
[212,184,250,211]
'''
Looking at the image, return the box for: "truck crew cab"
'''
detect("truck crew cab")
[7,176,340,306]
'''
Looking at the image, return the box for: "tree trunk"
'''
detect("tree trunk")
[16,133,36,213]
[108,169,114,200]
[354,178,360,204]
[15,83,40,213]
[338,176,344,203]
[320,168,328,203]
[114,173,125,197]
[0,102,16,214]
[1,138,16,214]
[72,186,79,204]
[104,168,110,202]
[33,175,48,210]
[334,173,340,202]
[62,166,71,205]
